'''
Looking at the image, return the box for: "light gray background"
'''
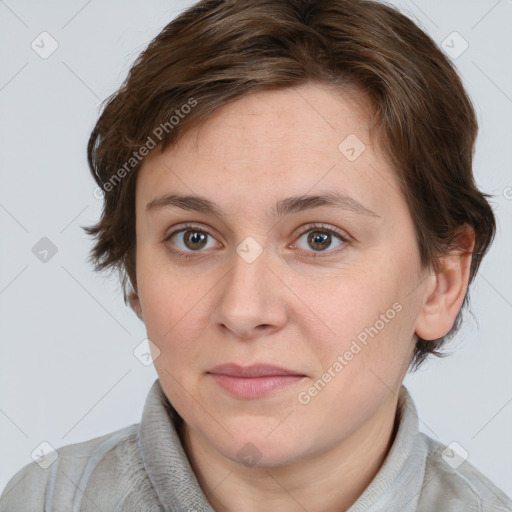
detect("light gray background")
[1,0,511,500]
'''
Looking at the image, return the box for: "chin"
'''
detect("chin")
[212,427,306,469]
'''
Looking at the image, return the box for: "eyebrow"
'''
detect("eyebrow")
[145,191,380,219]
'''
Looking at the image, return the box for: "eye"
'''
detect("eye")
[294,224,349,256]
[164,224,220,255]
[163,222,350,260]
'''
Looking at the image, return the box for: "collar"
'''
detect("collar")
[137,379,427,511]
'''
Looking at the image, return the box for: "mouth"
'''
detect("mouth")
[208,363,305,378]
[207,363,307,398]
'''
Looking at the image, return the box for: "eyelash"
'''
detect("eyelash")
[163,223,350,260]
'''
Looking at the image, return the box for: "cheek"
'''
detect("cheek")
[304,259,415,377]
[136,247,208,337]
[294,280,413,435]
[136,257,219,399]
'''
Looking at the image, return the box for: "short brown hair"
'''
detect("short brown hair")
[83,0,496,370]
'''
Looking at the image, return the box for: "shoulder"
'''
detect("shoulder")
[418,433,512,512]
[0,423,140,512]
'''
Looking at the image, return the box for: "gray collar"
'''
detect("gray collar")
[137,379,427,511]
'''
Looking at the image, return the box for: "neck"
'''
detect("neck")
[178,392,401,512]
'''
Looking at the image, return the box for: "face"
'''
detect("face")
[132,83,431,468]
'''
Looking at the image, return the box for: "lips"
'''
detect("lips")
[207,364,307,398]
[207,363,305,378]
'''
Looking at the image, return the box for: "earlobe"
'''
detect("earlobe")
[414,226,475,341]
[129,292,144,321]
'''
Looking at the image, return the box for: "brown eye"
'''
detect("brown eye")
[182,230,209,250]
[306,230,333,251]
[295,224,348,256]
[166,225,219,254]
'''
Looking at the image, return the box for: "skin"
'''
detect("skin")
[130,82,475,512]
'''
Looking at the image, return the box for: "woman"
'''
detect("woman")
[1,0,510,510]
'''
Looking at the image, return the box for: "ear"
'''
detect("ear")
[414,225,476,341]
[129,291,144,321]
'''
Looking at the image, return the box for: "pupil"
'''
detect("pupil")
[308,231,330,251]
[186,231,207,250]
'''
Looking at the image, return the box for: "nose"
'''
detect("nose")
[212,241,289,341]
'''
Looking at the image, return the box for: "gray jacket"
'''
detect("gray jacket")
[1,379,511,511]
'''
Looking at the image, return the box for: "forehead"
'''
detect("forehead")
[168,83,372,162]
[136,83,400,218]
